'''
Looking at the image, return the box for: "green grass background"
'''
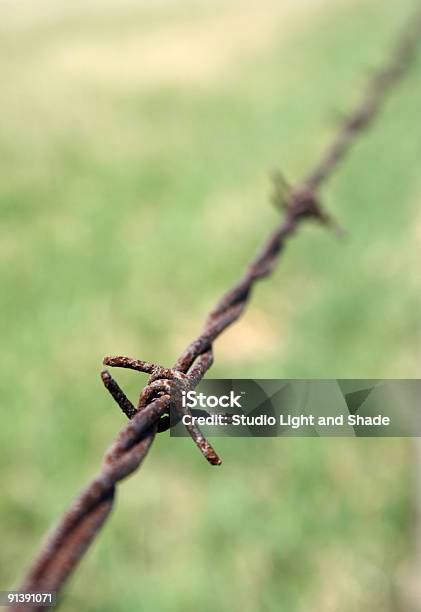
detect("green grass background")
[0,0,420,610]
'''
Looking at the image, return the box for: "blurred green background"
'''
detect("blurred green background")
[1,0,421,610]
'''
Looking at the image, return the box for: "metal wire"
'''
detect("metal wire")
[10,8,421,610]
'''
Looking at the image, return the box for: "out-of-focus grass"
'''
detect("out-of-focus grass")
[0,0,420,610]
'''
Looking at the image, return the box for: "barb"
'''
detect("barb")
[10,9,421,611]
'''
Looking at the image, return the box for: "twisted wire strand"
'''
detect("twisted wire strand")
[11,8,421,610]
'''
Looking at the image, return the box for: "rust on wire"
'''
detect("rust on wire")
[10,9,421,611]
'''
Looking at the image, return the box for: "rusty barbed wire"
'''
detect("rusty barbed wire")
[10,7,421,610]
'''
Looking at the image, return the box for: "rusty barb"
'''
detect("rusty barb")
[11,7,421,610]
[101,353,221,464]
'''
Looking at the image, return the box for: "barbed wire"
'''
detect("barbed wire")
[10,7,421,610]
